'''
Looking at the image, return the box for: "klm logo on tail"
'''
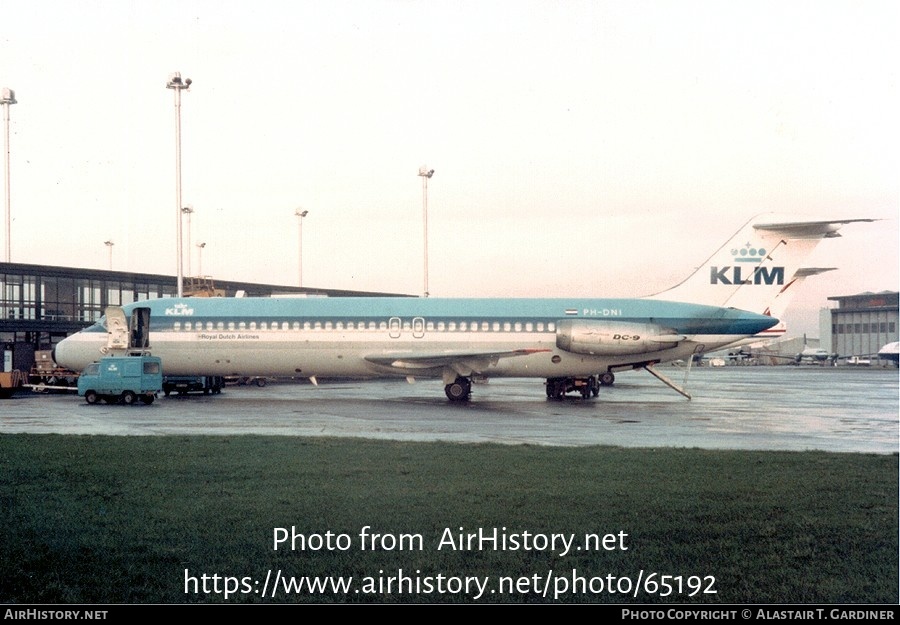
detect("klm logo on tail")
[710,244,785,285]
[710,266,785,285]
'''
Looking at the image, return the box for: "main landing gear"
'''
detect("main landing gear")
[545,373,614,400]
[442,372,617,402]
[444,376,472,402]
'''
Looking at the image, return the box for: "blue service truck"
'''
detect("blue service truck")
[77,355,163,405]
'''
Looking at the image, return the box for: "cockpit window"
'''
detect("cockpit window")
[85,316,107,332]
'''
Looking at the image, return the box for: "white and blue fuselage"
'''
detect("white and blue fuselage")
[55,296,776,396]
[54,214,873,400]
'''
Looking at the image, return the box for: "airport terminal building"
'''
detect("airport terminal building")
[0,262,405,372]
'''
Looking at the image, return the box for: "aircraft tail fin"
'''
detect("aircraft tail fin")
[648,214,875,316]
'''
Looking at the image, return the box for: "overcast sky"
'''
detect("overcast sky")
[2,1,897,336]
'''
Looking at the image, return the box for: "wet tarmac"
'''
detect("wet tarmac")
[2,366,897,454]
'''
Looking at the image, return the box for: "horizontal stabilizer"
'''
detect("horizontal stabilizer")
[793,267,837,278]
[753,218,877,239]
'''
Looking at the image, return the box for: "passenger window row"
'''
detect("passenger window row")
[169,320,557,333]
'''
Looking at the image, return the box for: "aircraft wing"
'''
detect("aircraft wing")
[364,348,550,372]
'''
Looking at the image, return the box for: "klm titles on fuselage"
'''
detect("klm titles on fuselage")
[165,303,195,316]
[709,266,784,286]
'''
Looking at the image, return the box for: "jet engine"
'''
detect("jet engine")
[555,319,686,356]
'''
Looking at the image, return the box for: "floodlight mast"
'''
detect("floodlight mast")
[295,209,309,287]
[196,242,206,276]
[167,72,191,297]
[418,166,434,298]
[182,205,194,276]
[104,240,114,270]
[2,87,16,263]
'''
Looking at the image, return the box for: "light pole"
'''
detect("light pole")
[196,242,206,276]
[104,240,114,270]
[2,87,16,263]
[181,205,194,276]
[167,72,191,296]
[418,166,434,297]
[295,209,309,287]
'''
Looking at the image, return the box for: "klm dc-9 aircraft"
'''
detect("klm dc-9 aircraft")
[54,215,872,401]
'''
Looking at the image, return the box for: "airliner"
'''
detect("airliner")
[53,214,873,401]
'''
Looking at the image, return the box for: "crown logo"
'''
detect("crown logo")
[731,242,766,262]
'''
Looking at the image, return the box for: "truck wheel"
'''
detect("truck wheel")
[85,391,99,405]
[141,395,155,405]
[121,391,137,405]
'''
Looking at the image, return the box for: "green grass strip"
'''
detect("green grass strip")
[1,434,896,603]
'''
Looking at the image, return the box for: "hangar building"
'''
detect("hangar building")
[822,291,899,365]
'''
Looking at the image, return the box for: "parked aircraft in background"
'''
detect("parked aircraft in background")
[794,341,837,365]
[877,342,899,364]
[751,333,839,366]
[54,215,873,401]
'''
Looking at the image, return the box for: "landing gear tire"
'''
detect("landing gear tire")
[445,377,471,402]
[578,376,600,399]
[546,379,566,400]
[599,372,615,386]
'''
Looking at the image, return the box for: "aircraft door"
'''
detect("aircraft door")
[104,306,129,351]
[413,317,425,339]
[389,317,401,339]
[129,307,151,351]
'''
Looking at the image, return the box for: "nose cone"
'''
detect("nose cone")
[54,333,101,372]
[53,336,76,370]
